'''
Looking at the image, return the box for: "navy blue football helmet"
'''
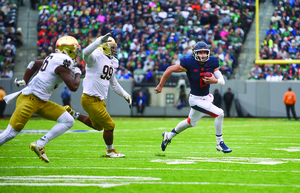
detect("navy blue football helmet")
[192,42,210,62]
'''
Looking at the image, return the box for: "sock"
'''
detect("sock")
[36,112,74,147]
[73,112,80,119]
[106,144,114,150]
[167,119,192,140]
[0,125,19,146]
[167,128,178,140]
[216,135,223,144]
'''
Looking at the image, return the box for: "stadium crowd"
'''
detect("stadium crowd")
[252,0,300,81]
[36,0,255,83]
[0,1,22,79]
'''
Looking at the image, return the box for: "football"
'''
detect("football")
[203,72,213,77]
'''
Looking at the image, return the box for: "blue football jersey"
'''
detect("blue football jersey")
[180,56,219,96]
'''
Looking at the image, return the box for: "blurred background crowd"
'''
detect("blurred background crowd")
[254,0,300,81]
[0,0,22,78]
[2,0,299,84]
[34,0,255,84]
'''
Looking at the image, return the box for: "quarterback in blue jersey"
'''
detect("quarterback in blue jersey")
[155,42,232,153]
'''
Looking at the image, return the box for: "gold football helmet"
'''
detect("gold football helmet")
[97,36,118,59]
[55,36,81,59]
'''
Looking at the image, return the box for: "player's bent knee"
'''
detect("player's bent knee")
[218,109,224,117]
[13,123,25,132]
[104,121,115,131]
[187,118,197,127]
[58,112,75,128]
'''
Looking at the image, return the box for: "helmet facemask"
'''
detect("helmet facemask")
[98,37,118,59]
[193,49,210,62]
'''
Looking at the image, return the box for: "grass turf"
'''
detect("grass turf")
[0,117,299,193]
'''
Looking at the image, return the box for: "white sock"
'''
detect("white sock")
[37,112,74,147]
[106,144,114,150]
[216,135,223,144]
[0,125,19,146]
[167,119,192,140]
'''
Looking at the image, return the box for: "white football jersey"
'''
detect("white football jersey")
[22,53,74,101]
[83,49,119,100]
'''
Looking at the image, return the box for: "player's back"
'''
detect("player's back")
[181,56,219,96]
[22,53,74,101]
[83,50,119,100]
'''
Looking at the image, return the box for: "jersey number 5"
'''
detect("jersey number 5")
[100,65,113,80]
[199,73,207,88]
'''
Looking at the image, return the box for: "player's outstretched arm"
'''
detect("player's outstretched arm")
[14,60,44,87]
[155,64,186,94]
[82,31,113,63]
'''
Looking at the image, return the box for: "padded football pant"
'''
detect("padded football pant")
[172,94,224,137]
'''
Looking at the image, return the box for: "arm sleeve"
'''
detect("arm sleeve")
[214,70,225,85]
[82,38,102,68]
[110,74,129,98]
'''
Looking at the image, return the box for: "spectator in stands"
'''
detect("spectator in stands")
[133,64,144,83]
[266,70,277,81]
[4,38,15,55]
[266,25,277,36]
[251,64,262,79]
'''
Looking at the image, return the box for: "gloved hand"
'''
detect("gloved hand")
[72,67,82,75]
[124,95,132,109]
[14,78,26,87]
[100,31,113,44]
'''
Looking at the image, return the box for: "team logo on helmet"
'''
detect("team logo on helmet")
[192,42,210,62]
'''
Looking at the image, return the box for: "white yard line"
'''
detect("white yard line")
[0,166,299,173]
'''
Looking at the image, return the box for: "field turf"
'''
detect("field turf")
[0,117,299,193]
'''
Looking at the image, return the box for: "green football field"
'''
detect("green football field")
[0,117,299,193]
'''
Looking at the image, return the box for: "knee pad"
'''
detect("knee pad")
[57,112,75,129]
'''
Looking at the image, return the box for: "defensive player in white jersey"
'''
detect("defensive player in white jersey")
[0,36,82,163]
[65,32,132,158]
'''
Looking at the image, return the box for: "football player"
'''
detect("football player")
[155,42,232,153]
[0,36,82,163]
[65,31,132,158]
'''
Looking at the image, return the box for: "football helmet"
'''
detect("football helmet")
[97,36,118,59]
[55,36,81,59]
[192,42,210,62]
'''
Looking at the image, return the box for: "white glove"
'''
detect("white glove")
[14,78,26,87]
[124,95,132,109]
[99,31,113,44]
[72,67,82,75]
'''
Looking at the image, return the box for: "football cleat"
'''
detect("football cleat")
[216,141,232,153]
[64,105,79,119]
[161,132,171,151]
[30,142,49,163]
[105,149,125,158]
